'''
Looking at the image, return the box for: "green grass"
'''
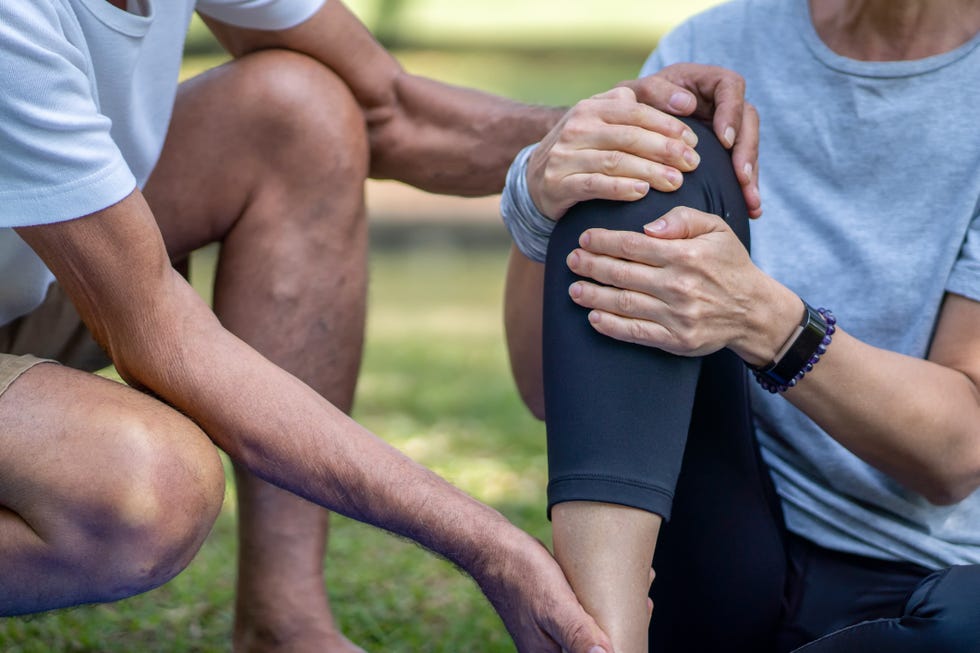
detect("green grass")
[1,4,732,647]
[0,245,551,652]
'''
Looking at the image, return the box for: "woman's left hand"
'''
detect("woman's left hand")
[565,206,799,364]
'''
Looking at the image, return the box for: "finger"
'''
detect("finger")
[556,125,699,174]
[731,103,762,218]
[619,75,698,116]
[565,101,699,152]
[547,604,613,653]
[587,309,673,349]
[569,280,666,322]
[654,64,745,148]
[574,229,669,267]
[708,73,746,149]
[643,206,728,240]
[566,249,671,299]
[555,165,679,203]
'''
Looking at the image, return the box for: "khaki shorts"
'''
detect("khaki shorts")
[0,283,111,398]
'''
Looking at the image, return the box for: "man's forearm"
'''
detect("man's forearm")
[147,277,514,570]
[365,72,564,196]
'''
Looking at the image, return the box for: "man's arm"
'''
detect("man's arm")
[200,0,750,198]
[15,192,612,653]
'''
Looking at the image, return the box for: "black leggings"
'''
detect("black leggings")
[541,117,980,652]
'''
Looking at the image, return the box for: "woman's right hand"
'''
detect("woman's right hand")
[526,64,761,221]
[527,85,701,220]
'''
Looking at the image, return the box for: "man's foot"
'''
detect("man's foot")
[233,617,367,653]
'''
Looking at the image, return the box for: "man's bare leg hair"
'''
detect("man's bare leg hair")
[144,51,369,652]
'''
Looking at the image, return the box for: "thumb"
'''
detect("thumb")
[620,75,697,115]
[643,206,724,240]
[553,607,614,653]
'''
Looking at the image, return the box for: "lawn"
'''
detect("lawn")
[0,3,728,649]
[0,245,551,652]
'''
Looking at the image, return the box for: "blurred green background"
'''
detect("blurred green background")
[1,1,722,651]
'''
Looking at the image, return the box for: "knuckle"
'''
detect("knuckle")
[669,274,697,297]
[561,621,592,652]
[616,290,636,314]
[602,149,625,174]
[610,86,635,102]
[609,262,632,288]
[610,261,632,286]
[673,206,697,222]
[627,319,650,344]
[619,232,646,259]
[581,173,599,194]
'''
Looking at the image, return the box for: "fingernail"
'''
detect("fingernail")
[569,282,582,299]
[580,231,591,247]
[589,647,608,653]
[743,162,753,179]
[683,148,700,167]
[633,180,650,195]
[681,129,698,147]
[588,311,602,324]
[668,92,693,112]
[567,251,580,267]
[646,218,667,233]
[724,126,736,148]
[665,169,682,187]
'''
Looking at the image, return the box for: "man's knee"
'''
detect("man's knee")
[225,49,369,185]
[66,406,225,602]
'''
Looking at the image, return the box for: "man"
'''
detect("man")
[0,0,756,649]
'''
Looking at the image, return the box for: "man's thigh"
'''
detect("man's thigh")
[144,49,368,262]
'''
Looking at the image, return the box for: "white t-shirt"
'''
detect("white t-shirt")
[0,0,325,326]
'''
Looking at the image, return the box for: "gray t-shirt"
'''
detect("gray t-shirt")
[642,0,980,569]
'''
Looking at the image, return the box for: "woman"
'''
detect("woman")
[501,0,980,651]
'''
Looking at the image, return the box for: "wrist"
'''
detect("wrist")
[731,278,802,368]
[500,144,557,263]
[751,304,836,393]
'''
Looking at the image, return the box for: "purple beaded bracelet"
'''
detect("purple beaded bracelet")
[752,304,836,394]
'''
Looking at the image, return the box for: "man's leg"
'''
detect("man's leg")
[143,51,369,652]
[0,361,225,616]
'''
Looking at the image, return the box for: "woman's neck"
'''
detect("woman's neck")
[810,0,980,60]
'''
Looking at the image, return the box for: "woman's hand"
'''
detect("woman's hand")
[527,86,702,220]
[526,64,761,221]
[564,206,799,364]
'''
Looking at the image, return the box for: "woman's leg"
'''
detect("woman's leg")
[778,535,980,653]
[648,348,787,652]
[542,117,784,652]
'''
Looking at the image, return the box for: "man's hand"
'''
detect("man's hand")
[473,530,613,653]
[624,63,761,218]
[564,206,798,364]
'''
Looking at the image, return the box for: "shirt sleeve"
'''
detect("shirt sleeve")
[195,0,327,30]
[946,204,980,303]
[0,3,136,228]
